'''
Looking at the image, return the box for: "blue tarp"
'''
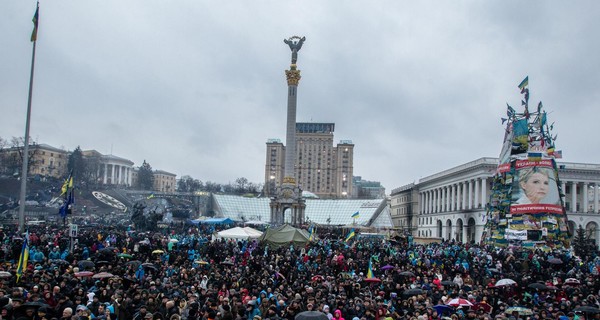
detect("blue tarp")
[189,217,235,225]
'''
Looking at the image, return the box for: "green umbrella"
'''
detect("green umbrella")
[118,253,134,259]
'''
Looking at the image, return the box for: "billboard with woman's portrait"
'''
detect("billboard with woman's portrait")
[510,160,562,215]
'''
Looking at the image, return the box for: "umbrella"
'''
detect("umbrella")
[74,271,94,278]
[574,306,600,314]
[0,271,11,278]
[363,277,382,283]
[169,238,179,243]
[548,258,563,264]
[495,278,517,287]
[527,283,547,290]
[194,260,209,265]
[441,280,458,287]
[433,304,454,315]
[311,275,325,281]
[99,247,116,253]
[221,261,235,266]
[50,259,69,265]
[118,253,134,259]
[92,272,115,279]
[125,260,142,267]
[546,285,559,290]
[380,264,395,271]
[402,289,424,297]
[95,260,111,266]
[142,263,158,270]
[274,272,286,280]
[78,260,95,269]
[446,298,473,307]
[398,271,415,277]
[295,311,328,320]
[152,249,164,254]
[504,306,533,316]
[564,278,581,285]
[21,301,49,309]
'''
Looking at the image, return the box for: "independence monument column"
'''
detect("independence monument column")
[269,36,307,226]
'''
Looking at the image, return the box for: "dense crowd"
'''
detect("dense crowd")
[0,222,598,320]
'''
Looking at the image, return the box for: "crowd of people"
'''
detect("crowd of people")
[0,221,598,320]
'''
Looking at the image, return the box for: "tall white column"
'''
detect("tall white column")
[111,164,115,185]
[426,191,431,214]
[562,182,567,203]
[474,179,480,208]
[583,183,589,213]
[103,163,108,185]
[441,188,446,212]
[463,224,469,243]
[462,182,467,210]
[453,184,458,211]
[594,183,599,214]
[571,182,578,213]
[481,178,487,208]
[448,186,452,212]
[468,180,473,210]
[435,189,439,213]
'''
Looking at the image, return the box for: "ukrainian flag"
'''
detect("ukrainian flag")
[31,4,39,42]
[60,174,73,197]
[518,76,529,90]
[16,232,30,283]
[366,258,374,278]
[345,229,356,243]
[351,211,359,218]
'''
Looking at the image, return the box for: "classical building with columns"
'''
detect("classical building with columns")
[82,150,134,186]
[390,157,600,245]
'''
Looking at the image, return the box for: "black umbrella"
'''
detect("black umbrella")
[527,283,547,290]
[142,263,158,270]
[574,306,600,314]
[548,258,563,264]
[125,260,142,267]
[402,289,424,297]
[78,260,95,269]
[295,311,328,320]
[398,271,415,277]
[49,259,69,265]
[95,260,111,266]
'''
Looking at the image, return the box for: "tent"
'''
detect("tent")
[189,217,234,225]
[215,227,263,240]
[259,224,310,248]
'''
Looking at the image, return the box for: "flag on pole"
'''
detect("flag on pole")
[518,76,529,91]
[366,257,374,278]
[31,4,39,42]
[351,211,359,218]
[60,173,73,197]
[554,150,563,159]
[16,232,30,283]
[345,229,356,243]
[308,224,316,241]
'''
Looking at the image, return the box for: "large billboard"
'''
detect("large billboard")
[510,160,562,215]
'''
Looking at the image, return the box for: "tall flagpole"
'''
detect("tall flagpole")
[18,3,39,232]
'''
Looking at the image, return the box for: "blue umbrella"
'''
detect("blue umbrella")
[433,304,454,315]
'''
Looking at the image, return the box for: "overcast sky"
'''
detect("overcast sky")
[2,1,599,192]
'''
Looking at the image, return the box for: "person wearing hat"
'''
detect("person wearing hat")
[246,300,261,320]
[133,305,150,320]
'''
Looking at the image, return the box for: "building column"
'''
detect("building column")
[426,191,430,214]
[583,183,589,213]
[571,182,578,213]
[448,186,453,212]
[462,182,467,210]
[468,180,473,210]
[453,184,458,211]
[561,182,567,203]
[594,183,599,214]
[474,179,480,208]
[481,177,487,208]
[441,188,446,212]
[435,189,439,213]
[103,163,108,185]
[463,224,469,243]
[110,164,115,185]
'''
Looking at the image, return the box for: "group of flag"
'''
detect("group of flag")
[59,172,74,219]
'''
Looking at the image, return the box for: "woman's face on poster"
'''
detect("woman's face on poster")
[521,172,549,203]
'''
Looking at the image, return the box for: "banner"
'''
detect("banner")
[510,160,561,215]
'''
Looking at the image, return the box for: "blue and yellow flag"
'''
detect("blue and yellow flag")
[345,229,356,243]
[366,258,374,278]
[351,211,359,218]
[31,4,39,42]
[60,173,73,197]
[147,194,155,199]
[518,76,529,90]
[16,232,30,283]
[308,224,316,241]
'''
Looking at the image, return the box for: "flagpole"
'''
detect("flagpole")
[18,12,39,233]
